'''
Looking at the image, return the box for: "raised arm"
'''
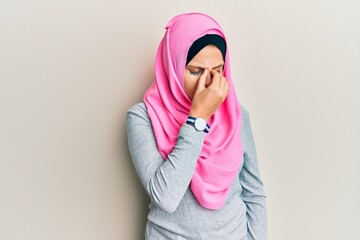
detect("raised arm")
[126,103,206,213]
[126,69,230,213]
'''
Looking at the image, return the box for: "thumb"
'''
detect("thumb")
[196,69,208,92]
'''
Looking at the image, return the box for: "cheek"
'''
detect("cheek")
[183,73,199,98]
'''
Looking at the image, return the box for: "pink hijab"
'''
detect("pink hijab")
[143,12,243,209]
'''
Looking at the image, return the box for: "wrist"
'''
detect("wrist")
[186,115,211,133]
[189,110,210,122]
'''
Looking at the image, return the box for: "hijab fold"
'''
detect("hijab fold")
[144,12,243,209]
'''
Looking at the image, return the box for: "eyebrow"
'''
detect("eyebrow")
[186,63,224,70]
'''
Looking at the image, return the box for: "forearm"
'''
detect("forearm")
[243,192,267,240]
[126,105,206,213]
[239,108,268,239]
[145,124,205,213]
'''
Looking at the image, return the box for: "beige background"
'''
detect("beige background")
[1,0,359,239]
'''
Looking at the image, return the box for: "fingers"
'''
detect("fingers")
[219,74,227,91]
[209,69,229,97]
[209,69,221,88]
[196,69,208,92]
[189,69,230,120]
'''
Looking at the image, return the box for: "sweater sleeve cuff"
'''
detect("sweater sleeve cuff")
[178,123,206,146]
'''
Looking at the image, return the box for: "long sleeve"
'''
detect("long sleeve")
[239,109,268,240]
[126,103,206,213]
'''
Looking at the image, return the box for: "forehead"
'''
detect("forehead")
[187,45,224,67]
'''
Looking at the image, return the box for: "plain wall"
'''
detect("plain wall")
[1,0,359,239]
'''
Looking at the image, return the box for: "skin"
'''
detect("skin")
[183,44,230,121]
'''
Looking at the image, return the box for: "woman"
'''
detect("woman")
[126,12,267,240]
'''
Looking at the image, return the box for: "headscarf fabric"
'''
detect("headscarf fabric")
[143,12,243,210]
[186,34,226,65]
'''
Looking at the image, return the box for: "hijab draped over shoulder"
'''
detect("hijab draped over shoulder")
[143,12,243,210]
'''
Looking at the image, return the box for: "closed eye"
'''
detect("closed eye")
[190,69,203,75]
[188,67,222,76]
[214,66,223,73]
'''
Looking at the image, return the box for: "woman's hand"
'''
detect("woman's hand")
[189,69,229,121]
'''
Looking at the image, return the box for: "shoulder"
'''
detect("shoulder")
[239,103,250,125]
[126,102,250,126]
[239,103,254,146]
[126,102,151,125]
[127,102,147,115]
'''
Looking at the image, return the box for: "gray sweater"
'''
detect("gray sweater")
[126,102,267,240]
